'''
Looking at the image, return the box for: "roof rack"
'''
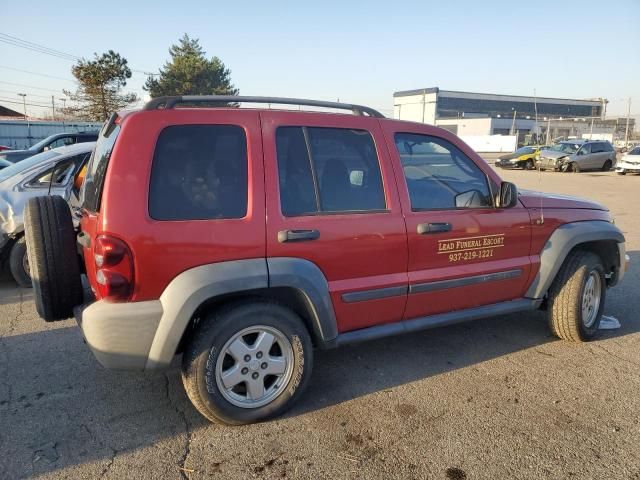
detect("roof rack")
[143,95,385,118]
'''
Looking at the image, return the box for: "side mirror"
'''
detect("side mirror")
[499,182,518,208]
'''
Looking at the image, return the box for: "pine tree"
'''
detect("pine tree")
[144,34,238,98]
[64,50,137,121]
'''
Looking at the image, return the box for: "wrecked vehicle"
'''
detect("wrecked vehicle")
[537,140,616,172]
[0,142,94,286]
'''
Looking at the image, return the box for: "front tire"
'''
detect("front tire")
[181,302,313,425]
[9,236,31,288]
[547,250,606,342]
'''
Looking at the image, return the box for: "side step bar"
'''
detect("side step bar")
[331,298,541,348]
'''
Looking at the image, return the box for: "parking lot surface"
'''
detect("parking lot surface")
[1,166,639,479]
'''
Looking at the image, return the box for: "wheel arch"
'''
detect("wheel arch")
[145,257,338,370]
[526,220,625,300]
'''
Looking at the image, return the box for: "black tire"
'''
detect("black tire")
[602,160,612,171]
[181,301,313,425]
[9,236,31,288]
[547,250,606,342]
[524,159,535,170]
[617,171,626,175]
[23,196,83,321]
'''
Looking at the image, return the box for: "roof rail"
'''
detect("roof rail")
[142,95,385,118]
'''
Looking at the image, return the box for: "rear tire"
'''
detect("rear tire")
[617,171,626,175]
[547,250,606,342]
[9,236,31,288]
[524,159,535,170]
[23,196,83,321]
[181,302,313,425]
[602,160,612,171]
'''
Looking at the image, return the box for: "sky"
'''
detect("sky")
[1,0,638,119]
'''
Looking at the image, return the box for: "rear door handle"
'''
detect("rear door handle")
[278,229,320,243]
[417,222,452,234]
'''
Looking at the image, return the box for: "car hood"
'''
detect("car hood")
[539,150,571,160]
[519,189,607,211]
[499,152,522,160]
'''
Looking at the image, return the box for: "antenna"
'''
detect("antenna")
[534,89,544,225]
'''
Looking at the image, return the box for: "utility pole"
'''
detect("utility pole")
[624,97,632,148]
[59,98,67,129]
[545,117,552,145]
[533,89,539,144]
[590,117,594,139]
[18,93,32,147]
[51,96,56,121]
[510,109,517,135]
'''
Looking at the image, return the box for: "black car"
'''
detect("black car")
[0,131,98,163]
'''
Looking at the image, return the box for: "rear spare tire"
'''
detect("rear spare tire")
[24,196,83,321]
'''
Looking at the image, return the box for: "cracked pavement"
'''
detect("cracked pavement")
[0,167,639,479]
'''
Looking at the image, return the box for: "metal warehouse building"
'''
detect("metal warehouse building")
[392,87,631,145]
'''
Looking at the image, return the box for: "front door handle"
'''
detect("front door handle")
[278,229,320,243]
[417,222,452,234]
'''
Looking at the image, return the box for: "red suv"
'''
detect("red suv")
[24,96,629,425]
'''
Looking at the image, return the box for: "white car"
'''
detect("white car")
[615,146,640,175]
[0,142,95,286]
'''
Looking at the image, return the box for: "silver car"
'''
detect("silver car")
[537,140,616,172]
[0,142,95,286]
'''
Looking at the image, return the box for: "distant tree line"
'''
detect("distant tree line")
[63,34,238,121]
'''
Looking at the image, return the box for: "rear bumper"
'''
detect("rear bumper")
[76,299,163,370]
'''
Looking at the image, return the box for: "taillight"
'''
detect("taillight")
[94,235,134,301]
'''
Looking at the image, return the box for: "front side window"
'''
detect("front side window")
[579,144,592,155]
[149,125,247,221]
[276,127,386,216]
[394,133,493,210]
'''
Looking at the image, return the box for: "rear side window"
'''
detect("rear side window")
[81,125,120,212]
[149,125,247,221]
[591,143,605,153]
[276,126,386,216]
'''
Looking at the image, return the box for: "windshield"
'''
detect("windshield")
[0,149,61,182]
[629,146,640,155]
[550,143,580,154]
[28,135,61,152]
[515,147,535,155]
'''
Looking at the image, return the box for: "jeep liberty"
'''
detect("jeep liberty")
[23,96,629,425]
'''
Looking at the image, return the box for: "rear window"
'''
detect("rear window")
[148,125,247,221]
[81,125,120,212]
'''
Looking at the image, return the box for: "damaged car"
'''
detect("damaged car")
[537,140,616,172]
[0,142,94,286]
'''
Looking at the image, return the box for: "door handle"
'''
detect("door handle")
[417,222,452,234]
[278,229,320,243]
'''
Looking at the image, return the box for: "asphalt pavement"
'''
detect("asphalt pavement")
[0,165,639,479]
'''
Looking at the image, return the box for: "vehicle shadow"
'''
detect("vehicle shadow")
[0,251,637,477]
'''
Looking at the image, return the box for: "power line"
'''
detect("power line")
[0,65,75,82]
[0,33,81,61]
[0,89,53,100]
[0,32,156,77]
[0,80,64,93]
[0,97,55,109]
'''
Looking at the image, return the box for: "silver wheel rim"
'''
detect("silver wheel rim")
[22,252,30,276]
[581,271,602,328]
[215,325,294,409]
